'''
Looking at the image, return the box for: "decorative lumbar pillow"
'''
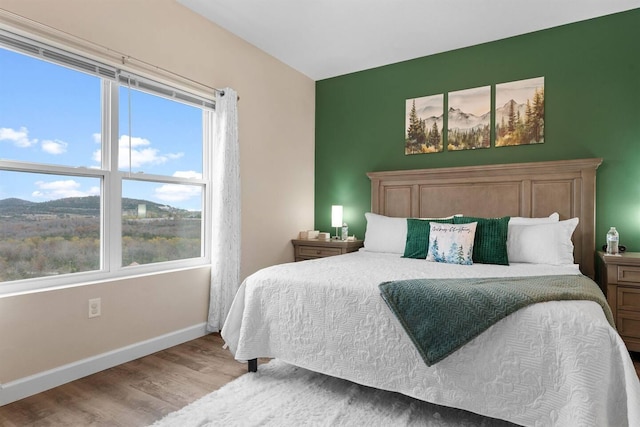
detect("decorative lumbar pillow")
[403,218,454,259]
[363,212,408,254]
[426,222,477,265]
[507,217,579,265]
[453,216,510,265]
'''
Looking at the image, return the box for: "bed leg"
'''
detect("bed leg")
[248,358,257,372]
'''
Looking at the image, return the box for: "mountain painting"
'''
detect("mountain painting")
[495,77,544,147]
[405,93,444,155]
[447,86,491,151]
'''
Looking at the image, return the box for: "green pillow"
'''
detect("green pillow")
[453,216,510,265]
[403,218,454,259]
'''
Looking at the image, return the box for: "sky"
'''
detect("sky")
[0,47,205,211]
[495,76,544,107]
[448,86,491,116]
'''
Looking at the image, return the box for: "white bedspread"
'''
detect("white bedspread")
[222,251,640,427]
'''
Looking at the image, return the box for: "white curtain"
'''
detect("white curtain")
[207,87,240,332]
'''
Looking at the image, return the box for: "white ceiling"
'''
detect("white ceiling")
[178,0,640,81]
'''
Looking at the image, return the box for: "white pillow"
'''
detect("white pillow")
[363,213,407,254]
[426,222,477,265]
[419,214,463,220]
[508,212,559,226]
[363,212,464,254]
[507,217,579,265]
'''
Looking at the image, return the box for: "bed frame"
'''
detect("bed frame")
[247,158,603,372]
[367,158,602,279]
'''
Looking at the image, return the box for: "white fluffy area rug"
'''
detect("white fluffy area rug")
[151,360,516,427]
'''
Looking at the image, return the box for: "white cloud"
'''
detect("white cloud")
[92,134,184,170]
[0,126,38,148]
[36,180,80,191]
[92,133,101,144]
[41,139,68,155]
[1,127,69,155]
[120,135,151,149]
[153,171,202,203]
[129,147,164,168]
[173,170,202,179]
[154,183,201,203]
[31,179,100,200]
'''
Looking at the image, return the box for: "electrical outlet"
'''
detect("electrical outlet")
[88,298,101,318]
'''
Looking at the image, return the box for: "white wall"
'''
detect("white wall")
[0,0,315,390]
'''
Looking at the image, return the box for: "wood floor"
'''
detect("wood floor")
[0,334,639,427]
[0,333,257,427]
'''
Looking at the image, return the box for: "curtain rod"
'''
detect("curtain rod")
[119,54,225,96]
[0,9,226,98]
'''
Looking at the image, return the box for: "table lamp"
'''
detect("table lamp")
[331,205,343,239]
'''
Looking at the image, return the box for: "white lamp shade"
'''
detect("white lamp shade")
[331,205,343,227]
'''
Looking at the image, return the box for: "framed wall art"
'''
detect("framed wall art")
[405,94,444,155]
[495,77,545,147]
[447,86,490,151]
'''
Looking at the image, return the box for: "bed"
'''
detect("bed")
[221,158,640,426]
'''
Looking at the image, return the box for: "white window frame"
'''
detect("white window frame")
[0,26,214,295]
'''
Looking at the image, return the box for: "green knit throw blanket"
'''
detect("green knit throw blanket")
[379,275,613,366]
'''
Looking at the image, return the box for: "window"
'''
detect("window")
[121,180,203,266]
[0,29,214,293]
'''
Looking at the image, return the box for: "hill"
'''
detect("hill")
[0,196,195,217]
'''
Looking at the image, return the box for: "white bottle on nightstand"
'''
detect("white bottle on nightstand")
[341,223,348,241]
[606,227,619,255]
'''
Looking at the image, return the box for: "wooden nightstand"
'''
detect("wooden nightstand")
[598,251,640,352]
[291,239,364,262]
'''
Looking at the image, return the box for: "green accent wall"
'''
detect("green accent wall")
[315,9,640,251]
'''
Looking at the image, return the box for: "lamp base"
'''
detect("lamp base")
[333,227,342,240]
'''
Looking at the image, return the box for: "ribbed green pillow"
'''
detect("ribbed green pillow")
[453,216,510,265]
[403,218,454,259]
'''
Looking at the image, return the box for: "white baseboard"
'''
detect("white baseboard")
[0,323,209,406]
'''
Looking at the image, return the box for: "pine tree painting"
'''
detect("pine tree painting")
[447,86,491,151]
[495,77,545,147]
[405,94,444,155]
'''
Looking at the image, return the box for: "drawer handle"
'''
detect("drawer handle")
[316,250,321,254]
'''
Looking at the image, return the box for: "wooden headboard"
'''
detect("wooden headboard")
[367,158,602,278]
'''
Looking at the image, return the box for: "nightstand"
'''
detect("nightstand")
[291,239,364,262]
[598,251,640,352]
